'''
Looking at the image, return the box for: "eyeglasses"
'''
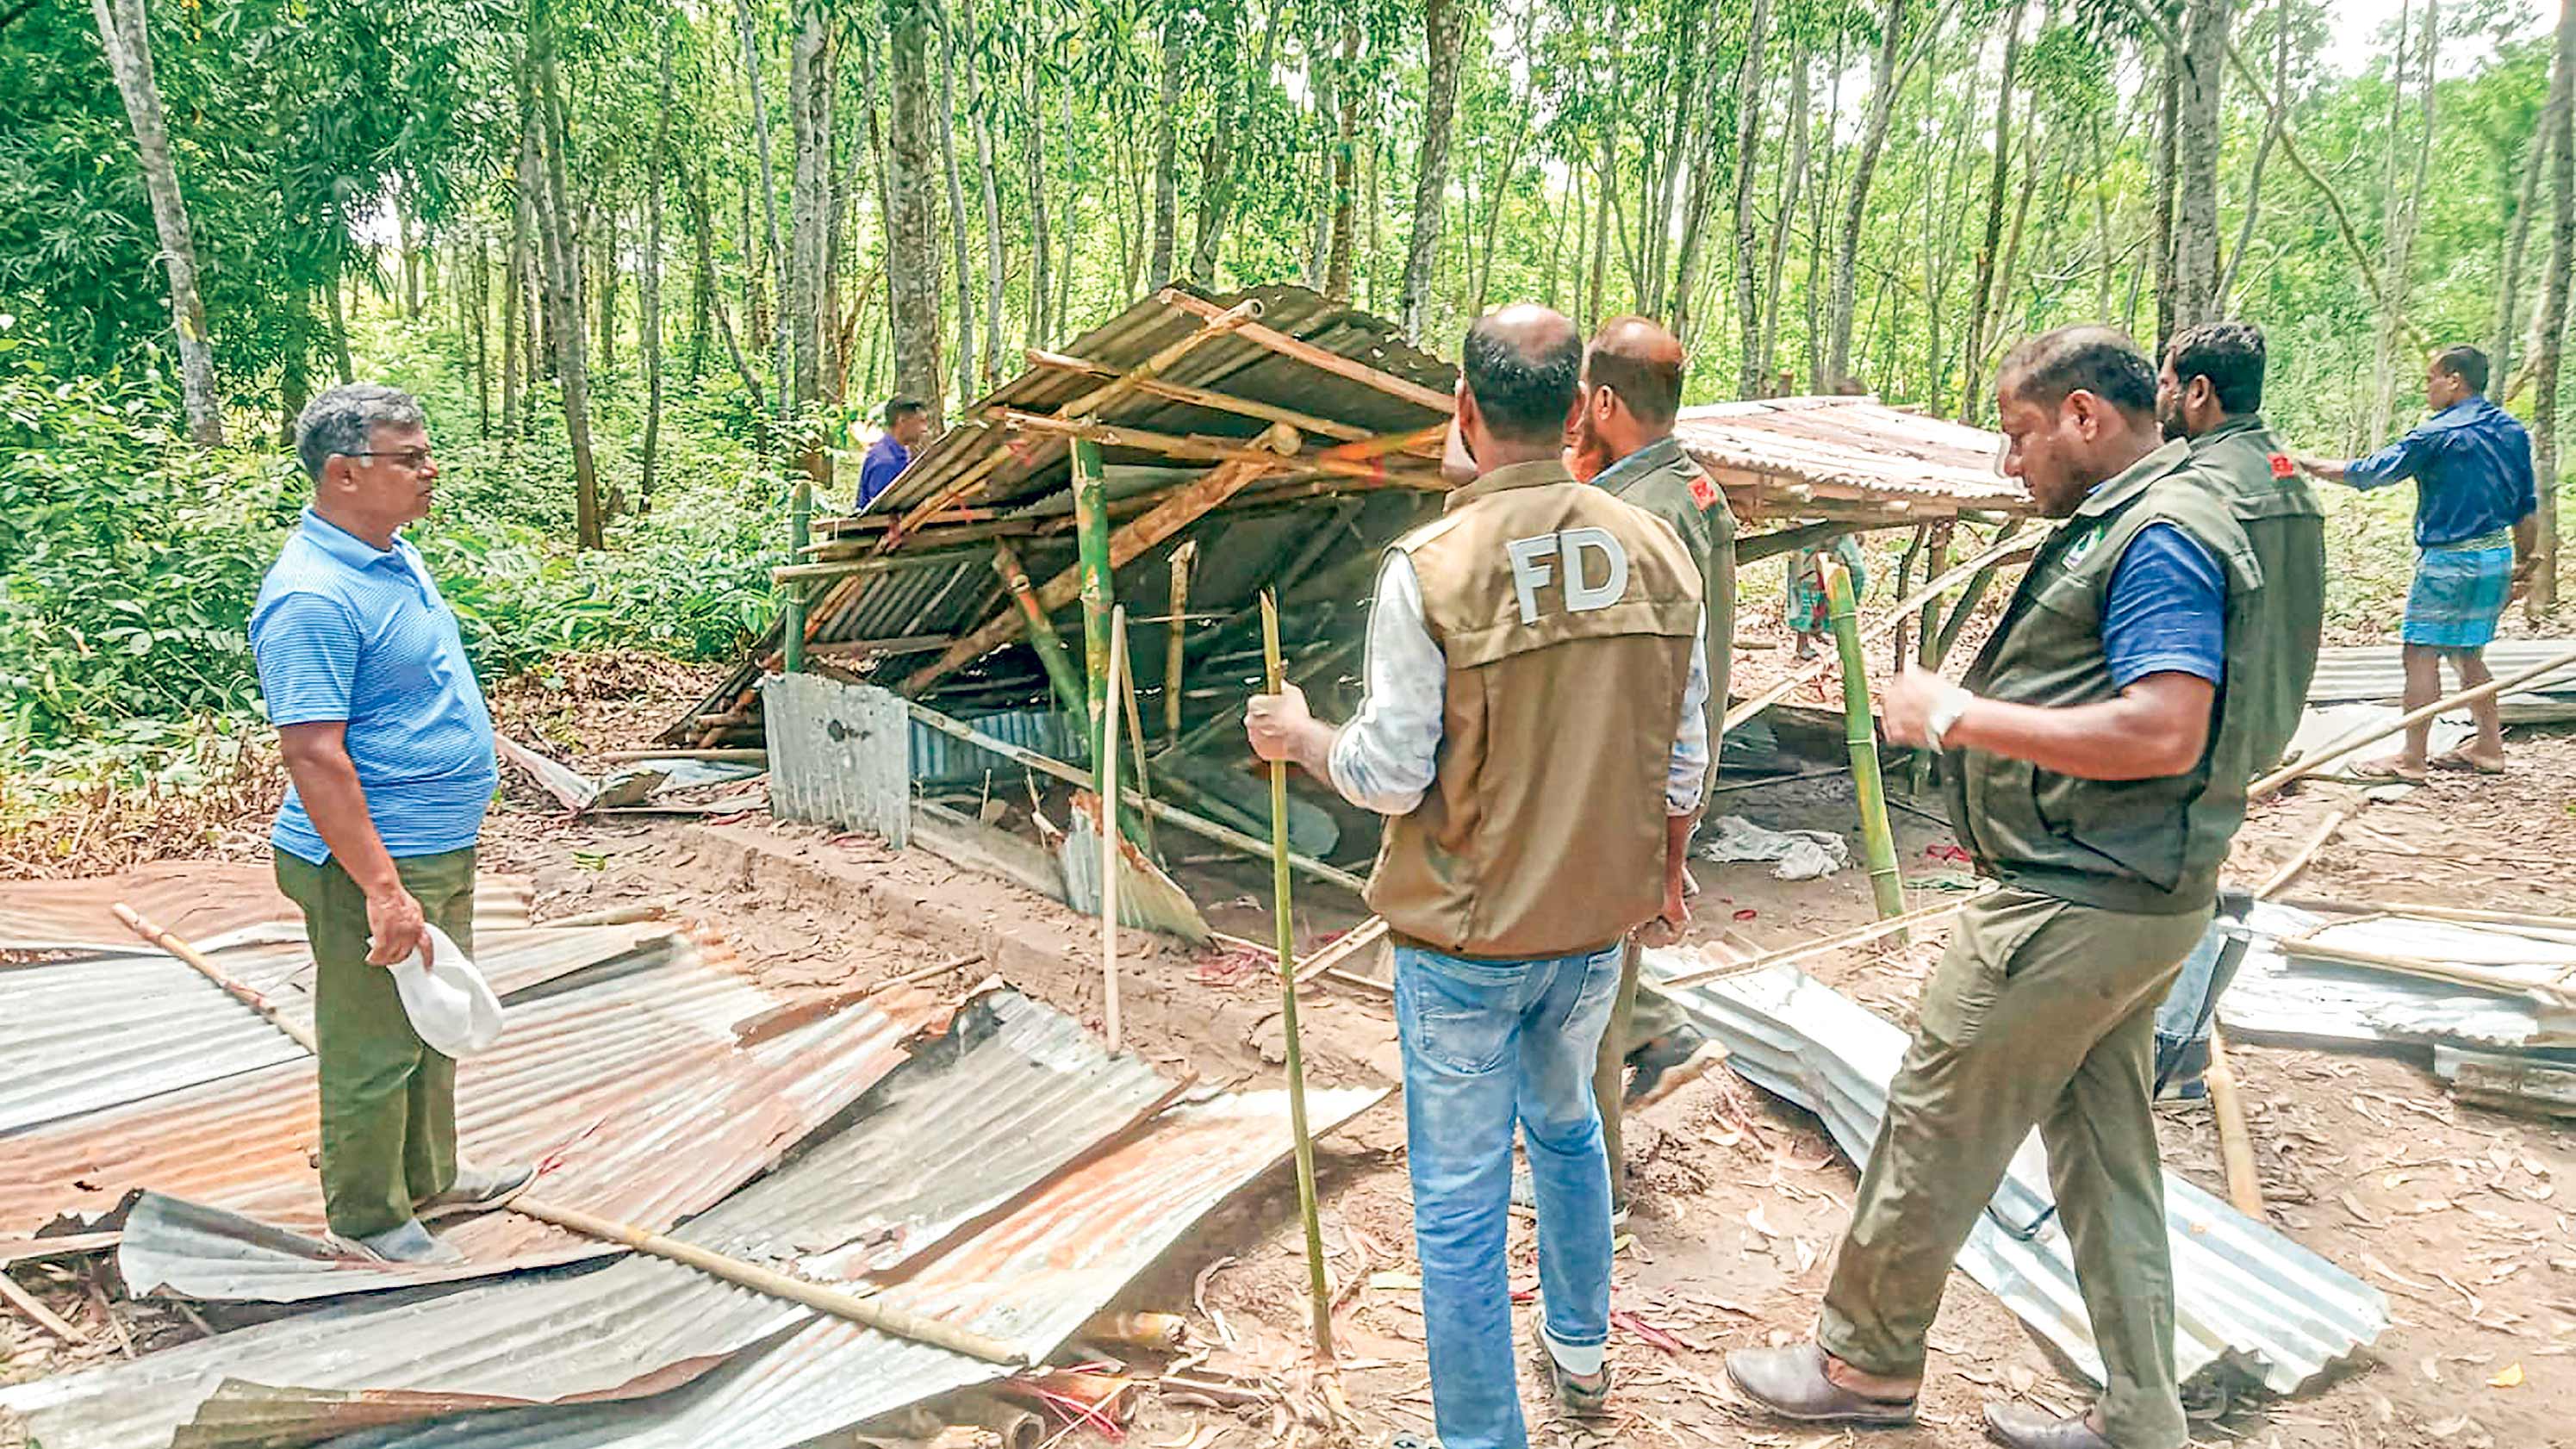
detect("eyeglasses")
[345,449,434,470]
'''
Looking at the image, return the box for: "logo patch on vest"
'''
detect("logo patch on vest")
[2268,452,2294,478]
[2061,521,2108,570]
[1504,527,1631,623]
[1688,472,1720,511]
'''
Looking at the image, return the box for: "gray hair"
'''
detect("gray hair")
[295,383,426,481]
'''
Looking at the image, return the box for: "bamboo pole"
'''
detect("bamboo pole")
[1075,438,1116,775]
[2203,1031,2264,1216]
[1101,611,1126,1054]
[114,904,318,1053]
[991,540,1090,726]
[1658,889,1993,991]
[1824,559,1907,933]
[1158,288,1455,414]
[2250,643,2576,799]
[1260,592,1336,1362]
[0,1269,84,1344]
[1166,540,1197,744]
[508,1196,1026,1365]
[1724,533,2036,735]
[2280,899,2576,936]
[905,700,1366,892]
[2277,936,2576,1008]
[1117,610,1161,861]
[2254,810,2349,900]
[598,747,768,763]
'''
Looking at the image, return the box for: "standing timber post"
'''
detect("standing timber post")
[781,481,812,675]
[1073,434,1117,785]
[1826,557,1907,937]
[1166,539,1198,743]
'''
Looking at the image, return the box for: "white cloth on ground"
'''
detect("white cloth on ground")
[1692,814,1852,881]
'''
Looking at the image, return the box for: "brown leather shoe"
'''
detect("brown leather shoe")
[1723,1342,1918,1427]
[1982,1402,2116,1449]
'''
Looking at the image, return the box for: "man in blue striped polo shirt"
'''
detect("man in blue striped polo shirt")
[251,383,531,1265]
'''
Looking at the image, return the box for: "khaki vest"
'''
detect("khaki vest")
[1945,434,2324,915]
[1367,459,1703,960]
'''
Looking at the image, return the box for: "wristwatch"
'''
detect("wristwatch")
[1926,684,1976,746]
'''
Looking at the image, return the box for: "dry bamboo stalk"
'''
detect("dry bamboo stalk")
[1101,611,1126,1054]
[2203,1029,2265,1217]
[507,1197,1025,1365]
[1158,289,1454,414]
[114,904,318,1054]
[1722,533,2038,734]
[1294,917,1391,986]
[0,1270,84,1343]
[2281,936,2576,1009]
[2250,642,2576,798]
[2254,810,2349,900]
[1657,888,1994,991]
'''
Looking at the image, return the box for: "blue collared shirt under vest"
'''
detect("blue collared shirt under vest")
[2345,395,2539,548]
[249,508,497,865]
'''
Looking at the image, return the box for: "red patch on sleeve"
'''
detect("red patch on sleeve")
[2268,452,2295,478]
[1688,472,1720,510]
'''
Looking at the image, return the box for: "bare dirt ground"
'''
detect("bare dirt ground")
[8,673,2573,1449]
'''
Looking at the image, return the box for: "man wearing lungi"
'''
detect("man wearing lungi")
[2303,345,2538,781]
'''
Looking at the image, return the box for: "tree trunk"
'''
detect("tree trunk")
[1148,0,1183,289]
[788,0,835,499]
[933,0,975,401]
[2216,2,2288,314]
[1958,1,2025,423]
[1729,0,1775,396]
[688,162,713,383]
[2530,0,2575,616]
[641,22,672,516]
[1055,79,1076,338]
[735,0,791,419]
[1191,0,1279,287]
[1761,49,1807,391]
[887,0,944,414]
[473,230,491,438]
[2496,83,2551,384]
[2150,34,2180,347]
[1324,22,1360,302]
[2371,0,2439,444]
[1643,3,1704,318]
[1828,0,1908,388]
[503,157,527,437]
[1022,59,1051,349]
[959,0,1004,389]
[1305,29,1335,288]
[1399,0,1463,341]
[534,1,604,550]
[594,203,619,376]
[90,0,221,445]
[1806,37,1843,389]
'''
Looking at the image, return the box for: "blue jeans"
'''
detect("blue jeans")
[1395,942,1623,1449]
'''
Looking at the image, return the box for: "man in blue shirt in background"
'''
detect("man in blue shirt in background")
[251,384,532,1266]
[2303,346,2539,780]
[854,395,932,510]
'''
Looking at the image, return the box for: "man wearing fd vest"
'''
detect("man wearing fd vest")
[1248,304,1710,1449]
[1727,326,2324,1449]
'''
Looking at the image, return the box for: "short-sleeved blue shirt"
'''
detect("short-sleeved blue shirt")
[249,509,497,865]
[2345,395,2539,547]
[2103,523,2226,690]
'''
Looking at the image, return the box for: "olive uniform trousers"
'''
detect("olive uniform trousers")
[1816,886,2211,1449]
[274,846,477,1240]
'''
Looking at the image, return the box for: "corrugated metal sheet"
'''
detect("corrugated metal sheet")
[1647,956,2388,1396]
[1,934,940,1289]
[1057,798,1214,943]
[0,924,685,1137]
[0,867,533,955]
[2220,902,2576,1050]
[1674,396,2029,519]
[759,673,912,848]
[2306,639,2576,704]
[1,987,1381,1449]
[912,706,1085,783]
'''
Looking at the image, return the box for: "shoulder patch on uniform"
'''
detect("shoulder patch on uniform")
[1687,471,1720,511]
[2268,452,2294,478]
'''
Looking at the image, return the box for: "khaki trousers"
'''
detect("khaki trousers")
[1817,887,2210,1449]
[1590,942,1692,1212]
[274,847,477,1240]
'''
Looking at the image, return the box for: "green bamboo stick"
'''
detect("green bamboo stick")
[1073,438,1115,780]
[1260,591,1335,1362]
[1826,557,1908,938]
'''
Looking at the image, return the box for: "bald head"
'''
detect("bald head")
[1584,316,1686,431]
[1461,305,1584,448]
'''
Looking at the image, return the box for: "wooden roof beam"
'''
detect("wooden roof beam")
[1155,289,1456,416]
[1025,347,1374,443]
[1058,298,1263,421]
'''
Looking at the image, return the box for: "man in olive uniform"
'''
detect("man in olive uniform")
[1248,304,1711,1449]
[2147,321,2327,1093]
[1726,327,2325,1449]
[1569,316,1735,1212]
